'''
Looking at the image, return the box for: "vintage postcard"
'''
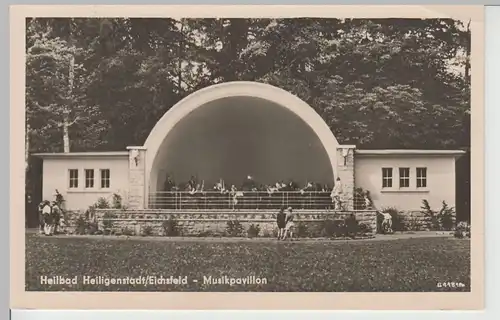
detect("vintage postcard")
[11,5,484,310]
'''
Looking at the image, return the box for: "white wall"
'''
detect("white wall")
[42,156,129,210]
[354,154,457,211]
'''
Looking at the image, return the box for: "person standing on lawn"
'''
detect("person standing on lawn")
[51,201,62,235]
[37,201,46,235]
[282,207,295,240]
[41,201,54,236]
[276,207,286,240]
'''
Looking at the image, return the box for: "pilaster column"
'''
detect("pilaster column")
[126,146,147,209]
[336,145,356,210]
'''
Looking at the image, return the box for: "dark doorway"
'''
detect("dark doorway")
[455,150,470,223]
[25,157,43,228]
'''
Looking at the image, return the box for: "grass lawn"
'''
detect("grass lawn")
[25,234,470,292]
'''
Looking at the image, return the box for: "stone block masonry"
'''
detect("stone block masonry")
[336,146,355,210]
[127,147,147,209]
[88,209,377,237]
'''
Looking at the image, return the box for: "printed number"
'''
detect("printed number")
[437,282,465,288]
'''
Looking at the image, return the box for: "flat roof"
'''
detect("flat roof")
[355,149,466,156]
[31,151,129,159]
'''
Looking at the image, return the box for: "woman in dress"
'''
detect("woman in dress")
[276,207,286,240]
[282,207,295,240]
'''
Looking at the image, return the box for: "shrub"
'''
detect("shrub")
[112,193,123,209]
[438,201,455,231]
[421,200,439,230]
[121,227,135,236]
[96,197,110,209]
[247,224,261,238]
[358,223,372,235]
[262,230,273,238]
[196,230,225,237]
[226,220,244,237]
[74,216,99,235]
[162,217,180,236]
[87,221,99,235]
[421,200,456,231]
[321,219,347,238]
[376,212,384,234]
[454,221,471,238]
[142,225,154,237]
[320,219,337,238]
[406,213,423,231]
[271,228,279,238]
[296,222,309,238]
[345,214,359,238]
[75,216,88,235]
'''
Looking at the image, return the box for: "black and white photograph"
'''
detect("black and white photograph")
[14,5,482,303]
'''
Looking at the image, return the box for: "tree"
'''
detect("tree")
[26,18,101,153]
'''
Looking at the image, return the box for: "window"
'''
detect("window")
[399,168,410,188]
[382,168,393,188]
[416,167,427,188]
[100,169,110,189]
[85,169,95,188]
[69,169,78,188]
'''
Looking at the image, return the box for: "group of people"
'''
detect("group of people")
[38,200,64,236]
[159,174,349,210]
[276,206,295,240]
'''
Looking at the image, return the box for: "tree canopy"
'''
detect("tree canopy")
[25,17,471,156]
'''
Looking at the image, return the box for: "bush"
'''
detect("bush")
[345,214,359,238]
[296,222,309,238]
[376,212,384,234]
[75,216,88,235]
[262,230,273,238]
[454,221,471,238]
[320,219,348,238]
[162,217,180,236]
[438,201,455,231]
[406,213,423,231]
[226,220,244,237]
[121,227,135,236]
[142,225,154,237]
[195,230,225,237]
[320,219,337,238]
[87,221,99,235]
[74,216,99,235]
[421,200,439,230]
[271,228,279,238]
[358,223,372,235]
[112,193,123,209]
[96,197,110,209]
[421,200,456,231]
[247,224,260,238]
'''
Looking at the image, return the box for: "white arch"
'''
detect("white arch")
[143,81,340,204]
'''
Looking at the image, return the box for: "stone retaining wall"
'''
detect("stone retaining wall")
[69,209,378,237]
[395,210,456,231]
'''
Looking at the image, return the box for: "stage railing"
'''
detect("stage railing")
[147,191,369,210]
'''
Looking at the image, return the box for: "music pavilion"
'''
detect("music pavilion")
[33,82,465,214]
